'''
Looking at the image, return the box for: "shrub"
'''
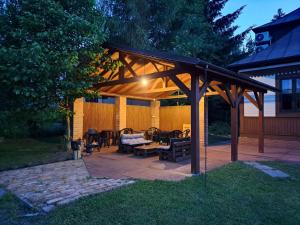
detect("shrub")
[208,121,230,136]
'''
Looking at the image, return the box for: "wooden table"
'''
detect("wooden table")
[134,143,160,157]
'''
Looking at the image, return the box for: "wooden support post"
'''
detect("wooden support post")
[258,92,264,153]
[73,98,84,139]
[191,73,201,175]
[151,100,160,128]
[200,96,208,148]
[230,85,238,161]
[115,96,127,131]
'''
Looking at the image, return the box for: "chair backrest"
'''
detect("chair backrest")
[170,137,190,149]
[119,128,133,134]
[182,129,191,137]
[169,130,183,139]
[87,128,98,134]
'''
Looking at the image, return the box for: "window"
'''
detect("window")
[85,96,115,104]
[281,79,293,110]
[127,98,151,106]
[297,79,300,109]
[279,78,300,112]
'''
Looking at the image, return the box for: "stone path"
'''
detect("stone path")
[244,161,290,178]
[0,160,134,212]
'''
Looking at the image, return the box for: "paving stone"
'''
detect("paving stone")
[0,159,134,211]
[42,205,55,213]
[245,161,289,178]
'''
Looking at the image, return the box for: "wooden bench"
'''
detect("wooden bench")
[158,138,191,162]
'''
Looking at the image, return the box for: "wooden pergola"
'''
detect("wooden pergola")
[93,44,278,175]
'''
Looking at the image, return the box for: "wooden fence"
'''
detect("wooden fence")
[159,106,191,131]
[83,102,152,132]
[83,102,115,132]
[126,105,152,131]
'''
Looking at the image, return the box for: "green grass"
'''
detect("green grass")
[0,190,38,225]
[1,161,296,225]
[0,136,72,171]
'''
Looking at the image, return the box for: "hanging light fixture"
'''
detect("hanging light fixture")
[141,78,148,86]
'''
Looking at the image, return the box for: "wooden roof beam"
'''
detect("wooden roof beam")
[94,68,184,88]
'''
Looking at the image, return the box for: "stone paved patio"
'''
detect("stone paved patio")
[85,137,300,181]
[0,160,134,212]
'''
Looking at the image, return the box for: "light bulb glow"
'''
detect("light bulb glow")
[141,78,148,86]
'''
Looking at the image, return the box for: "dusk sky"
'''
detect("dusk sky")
[222,0,300,35]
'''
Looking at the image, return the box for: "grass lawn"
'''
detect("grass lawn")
[1,161,299,225]
[0,136,72,171]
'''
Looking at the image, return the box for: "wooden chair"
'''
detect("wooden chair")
[83,128,101,153]
[99,130,111,148]
[145,127,161,142]
[182,129,191,138]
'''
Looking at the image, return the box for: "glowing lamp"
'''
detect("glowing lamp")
[141,78,148,86]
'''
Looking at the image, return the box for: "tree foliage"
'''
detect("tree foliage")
[103,0,251,66]
[0,0,111,112]
[0,0,119,139]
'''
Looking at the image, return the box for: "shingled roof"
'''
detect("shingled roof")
[253,7,300,32]
[229,25,300,70]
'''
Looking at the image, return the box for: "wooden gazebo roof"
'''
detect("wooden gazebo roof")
[95,44,278,101]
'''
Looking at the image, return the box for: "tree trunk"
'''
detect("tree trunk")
[66,114,71,152]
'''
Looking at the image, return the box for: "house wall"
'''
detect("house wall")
[241,74,300,137]
[244,76,276,117]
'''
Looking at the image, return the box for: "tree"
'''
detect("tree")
[272,8,285,21]
[0,0,117,146]
[103,0,251,66]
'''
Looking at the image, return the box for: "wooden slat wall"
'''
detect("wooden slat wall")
[241,117,300,137]
[159,106,191,131]
[83,102,115,132]
[126,105,151,131]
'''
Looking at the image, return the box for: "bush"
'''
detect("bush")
[208,121,230,136]
[0,109,65,138]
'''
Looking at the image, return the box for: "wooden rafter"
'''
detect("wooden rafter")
[254,91,263,110]
[210,85,230,104]
[120,55,138,77]
[244,92,259,109]
[169,75,191,98]
[94,68,183,89]
[199,79,210,101]
[222,84,235,107]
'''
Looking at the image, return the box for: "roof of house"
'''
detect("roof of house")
[228,25,300,70]
[253,7,300,32]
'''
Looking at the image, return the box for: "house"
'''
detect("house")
[229,8,300,138]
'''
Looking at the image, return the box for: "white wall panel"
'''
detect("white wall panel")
[244,75,276,117]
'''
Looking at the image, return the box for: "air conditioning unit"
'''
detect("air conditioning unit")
[255,31,271,43]
[255,44,270,53]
